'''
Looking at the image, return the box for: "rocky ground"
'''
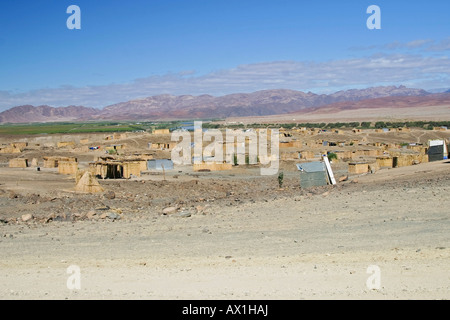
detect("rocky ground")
[0,165,312,224]
[0,160,449,300]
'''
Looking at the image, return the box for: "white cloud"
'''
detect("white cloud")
[383,39,434,50]
[1,53,449,111]
[350,38,450,52]
[426,37,450,52]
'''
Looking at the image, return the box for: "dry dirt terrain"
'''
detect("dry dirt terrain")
[0,156,449,300]
[228,103,450,124]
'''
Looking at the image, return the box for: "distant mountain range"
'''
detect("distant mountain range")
[289,93,450,115]
[426,87,450,93]
[0,105,100,124]
[0,85,447,124]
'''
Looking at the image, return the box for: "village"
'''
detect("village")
[2,124,449,178]
[0,123,448,223]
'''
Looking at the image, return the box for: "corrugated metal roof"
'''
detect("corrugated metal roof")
[147,159,174,170]
[296,161,325,172]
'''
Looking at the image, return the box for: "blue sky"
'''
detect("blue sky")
[0,0,449,110]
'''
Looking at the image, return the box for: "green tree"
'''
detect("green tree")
[375,121,386,129]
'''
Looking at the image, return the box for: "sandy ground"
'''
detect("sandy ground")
[0,160,449,300]
[227,104,450,124]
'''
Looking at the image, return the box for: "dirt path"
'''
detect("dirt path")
[0,161,448,300]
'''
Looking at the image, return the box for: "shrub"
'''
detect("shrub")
[327,152,338,161]
[278,172,284,188]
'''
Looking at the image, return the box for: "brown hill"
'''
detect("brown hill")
[95,85,430,120]
[228,93,450,123]
[0,86,431,123]
[0,105,100,124]
[299,92,450,113]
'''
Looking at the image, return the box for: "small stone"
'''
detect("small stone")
[196,205,206,213]
[21,214,33,222]
[8,191,18,199]
[86,210,96,219]
[104,191,116,200]
[95,206,110,211]
[53,214,66,222]
[107,212,121,220]
[178,211,191,218]
[162,207,177,215]
[45,213,55,223]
